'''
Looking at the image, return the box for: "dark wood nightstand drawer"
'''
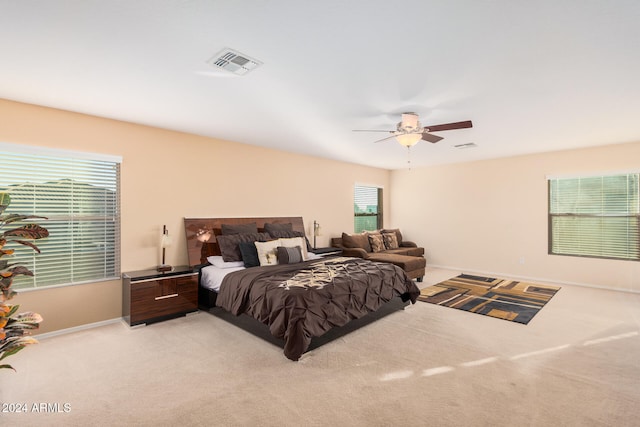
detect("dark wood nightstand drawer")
[129,276,197,324]
[123,267,198,326]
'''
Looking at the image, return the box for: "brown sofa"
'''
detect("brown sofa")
[331,229,426,282]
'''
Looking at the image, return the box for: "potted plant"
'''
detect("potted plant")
[0,192,48,371]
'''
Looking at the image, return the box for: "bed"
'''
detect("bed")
[184,216,421,360]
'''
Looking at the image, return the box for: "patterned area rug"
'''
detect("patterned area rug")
[418,274,560,324]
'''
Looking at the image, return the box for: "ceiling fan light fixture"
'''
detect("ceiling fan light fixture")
[397,112,423,134]
[401,112,419,127]
[395,133,422,147]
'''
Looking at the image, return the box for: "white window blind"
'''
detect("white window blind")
[354,185,382,233]
[0,146,121,289]
[548,173,639,261]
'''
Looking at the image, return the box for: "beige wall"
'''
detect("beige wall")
[7,95,638,335]
[390,142,640,292]
[0,98,390,333]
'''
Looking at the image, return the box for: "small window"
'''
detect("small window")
[0,143,121,289]
[354,185,383,233]
[548,173,640,261]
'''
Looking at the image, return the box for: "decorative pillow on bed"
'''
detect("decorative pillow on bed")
[254,239,282,266]
[267,229,312,251]
[206,256,244,269]
[238,241,260,268]
[263,222,293,235]
[217,232,271,262]
[368,233,385,252]
[276,246,303,264]
[221,222,258,235]
[278,236,310,260]
[341,232,372,253]
[382,232,399,250]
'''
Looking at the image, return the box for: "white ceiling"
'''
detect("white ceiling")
[2,1,640,170]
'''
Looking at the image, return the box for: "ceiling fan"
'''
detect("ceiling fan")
[354,112,472,147]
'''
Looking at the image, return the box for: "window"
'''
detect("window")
[548,173,639,261]
[354,185,382,233]
[0,143,121,290]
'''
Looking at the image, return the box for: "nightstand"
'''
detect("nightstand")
[122,265,198,326]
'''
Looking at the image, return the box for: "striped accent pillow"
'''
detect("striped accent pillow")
[277,246,303,264]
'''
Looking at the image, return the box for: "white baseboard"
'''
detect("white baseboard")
[429,264,640,295]
[34,318,124,340]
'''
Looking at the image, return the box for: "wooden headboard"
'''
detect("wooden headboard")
[183,216,306,267]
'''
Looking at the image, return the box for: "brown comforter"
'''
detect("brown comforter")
[215,256,421,360]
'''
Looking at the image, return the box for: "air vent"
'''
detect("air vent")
[454,143,478,149]
[207,48,263,76]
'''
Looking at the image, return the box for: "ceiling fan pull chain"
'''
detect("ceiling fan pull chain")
[407,146,412,169]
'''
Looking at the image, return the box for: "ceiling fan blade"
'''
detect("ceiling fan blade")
[424,120,473,132]
[373,134,399,143]
[422,133,444,143]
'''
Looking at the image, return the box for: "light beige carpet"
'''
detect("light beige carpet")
[1,268,639,426]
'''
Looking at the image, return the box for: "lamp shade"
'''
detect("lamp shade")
[401,112,420,129]
[160,233,172,248]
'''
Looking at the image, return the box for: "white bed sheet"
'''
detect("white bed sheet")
[200,252,325,292]
[200,264,245,291]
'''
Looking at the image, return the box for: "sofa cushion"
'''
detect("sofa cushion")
[384,247,425,257]
[367,252,426,272]
[341,232,372,253]
[405,247,425,257]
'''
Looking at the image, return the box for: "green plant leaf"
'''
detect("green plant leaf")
[0,192,45,371]
[0,214,48,224]
[0,344,26,361]
[4,224,49,240]
[6,304,19,317]
[1,289,17,302]
[12,240,41,253]
[0,193,11,215]
[9,266,34,277]
[0,249,16,257]
[7,311,42,328]
[0,336,37,353]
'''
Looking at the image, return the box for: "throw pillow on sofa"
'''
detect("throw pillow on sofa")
[341,232,372,253]
[368,233,385,252]
[381,228,403,246]
[382,232,399,249]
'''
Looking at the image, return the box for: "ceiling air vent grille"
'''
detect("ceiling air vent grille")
[207,48,263,76]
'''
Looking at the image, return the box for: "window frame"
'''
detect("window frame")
[547,172,640,262]
[354,184,383,233]
[0,142,122,291]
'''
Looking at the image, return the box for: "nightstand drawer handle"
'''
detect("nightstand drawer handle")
[155,293,179,301]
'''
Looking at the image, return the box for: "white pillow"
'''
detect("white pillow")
[278,237,309,260]
[207,256,245,269]
[254,240,281,266]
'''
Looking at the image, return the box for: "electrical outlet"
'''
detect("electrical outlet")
[519,256,525,264]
